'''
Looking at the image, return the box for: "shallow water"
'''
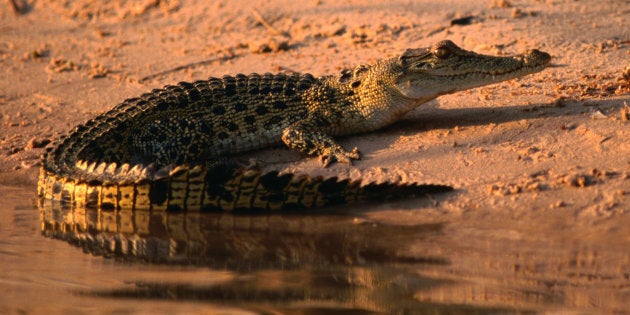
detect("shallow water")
[2,184,629,314]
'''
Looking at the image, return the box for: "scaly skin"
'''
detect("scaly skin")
[38,40,550,211]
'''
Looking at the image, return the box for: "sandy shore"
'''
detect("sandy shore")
[3,0,629,216]
[1,0,629,310]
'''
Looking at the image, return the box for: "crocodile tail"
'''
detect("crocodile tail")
[154,165,452,212]
[38,163,452,212]
[245,170,453,212]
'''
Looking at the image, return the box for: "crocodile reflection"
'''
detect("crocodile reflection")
[39,199,447,269]
[39,200,540,313]
[39,200,523,313]
[36,196,630,312]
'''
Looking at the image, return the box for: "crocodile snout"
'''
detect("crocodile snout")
[524,49,551,66]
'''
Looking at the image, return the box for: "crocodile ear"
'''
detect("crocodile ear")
[399,48,431,66]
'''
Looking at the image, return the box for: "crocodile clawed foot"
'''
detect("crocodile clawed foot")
[320,147,361,167]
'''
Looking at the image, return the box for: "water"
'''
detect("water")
[2,184,629,314]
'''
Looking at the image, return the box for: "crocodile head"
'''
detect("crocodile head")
[394,40,551,100]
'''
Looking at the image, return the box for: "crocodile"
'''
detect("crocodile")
[38,40,551,212]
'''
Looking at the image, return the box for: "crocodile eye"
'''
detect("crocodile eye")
[433,47,450,59]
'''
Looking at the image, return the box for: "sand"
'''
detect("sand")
[3,0,629,219]
[1,0,630,311]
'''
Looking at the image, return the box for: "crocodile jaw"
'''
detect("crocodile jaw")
[394,40,551,100]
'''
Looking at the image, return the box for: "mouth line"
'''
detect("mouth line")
[433,63,549,78]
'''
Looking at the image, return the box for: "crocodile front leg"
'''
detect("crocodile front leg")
[281,119,361,167]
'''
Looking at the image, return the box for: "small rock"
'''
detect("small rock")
[550,200,566,208]
[488,183,522,196]
[26,137,51,150]
[317,24,346,37]
[590,110,608,120]
[559,173,595,188]
[248,37,290,54]
[525,181,543,192]
[87,62,109,79]
[47,58,78,73]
